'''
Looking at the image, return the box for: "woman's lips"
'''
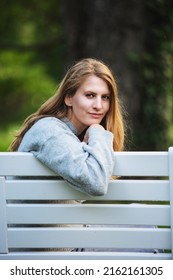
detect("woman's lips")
[89,113,103,118]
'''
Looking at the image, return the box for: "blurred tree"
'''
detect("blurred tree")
[61,0,173,150]
[0,51,56,125]
[0,0,64,128]
[0,0,172,151]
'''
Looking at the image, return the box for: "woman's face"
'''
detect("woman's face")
[65,74,110,133]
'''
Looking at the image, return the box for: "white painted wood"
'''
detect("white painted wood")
[0,177,8,253]
[0,152,56,176]
[0,251,171,260]
[0,149,173,259]
[168,147,173,259]
[7,227,171,249]
[0,151,169,176]
[6,204,170,226]
[113,151,169,176]
[5,179,169,201]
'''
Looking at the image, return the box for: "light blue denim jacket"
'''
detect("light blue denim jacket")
[18,117,115,196]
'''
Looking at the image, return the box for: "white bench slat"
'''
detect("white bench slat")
[0,151,169,176]
[7,204,170,226]
[0,177,8,253]
[8,227,171,250]
[1,251,172,260]
[6,179,169,201]
[113,151,169,176]
[0,152,56,176]
[168,147,173,256]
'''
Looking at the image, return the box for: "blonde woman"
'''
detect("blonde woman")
[11,58,125,196]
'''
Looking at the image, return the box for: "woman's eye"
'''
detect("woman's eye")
[102,95,110,100]
[85,93,110,100]
[86,93,94,98]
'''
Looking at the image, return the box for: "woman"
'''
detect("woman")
[11,58,125,196]
[11,58,160,253]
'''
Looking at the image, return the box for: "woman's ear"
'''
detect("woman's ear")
[64,95,73,107]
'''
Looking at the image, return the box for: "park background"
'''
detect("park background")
[0,0,173,152]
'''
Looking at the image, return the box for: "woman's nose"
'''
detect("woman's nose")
[93,97,102,109]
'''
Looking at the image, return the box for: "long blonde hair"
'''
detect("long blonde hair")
[11,58,125,151]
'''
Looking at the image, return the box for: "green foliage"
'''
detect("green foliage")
[0,50,57,126]
[0,124,19,151]
[0,0,63,150]
[0,0,63,46]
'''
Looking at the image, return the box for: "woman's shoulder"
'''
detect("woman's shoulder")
[32,117,68,133]
[18,117,75,151]
[35,116,64,126]
[23,117,71,142]
[33,117,79,137]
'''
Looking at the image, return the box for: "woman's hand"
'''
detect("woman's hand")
[83,124,105,144]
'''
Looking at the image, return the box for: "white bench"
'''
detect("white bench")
[0,149,173,260]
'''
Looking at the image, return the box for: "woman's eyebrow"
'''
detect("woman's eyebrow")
[85,90,110,95]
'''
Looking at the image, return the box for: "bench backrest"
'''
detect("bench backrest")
[0,149,173,260]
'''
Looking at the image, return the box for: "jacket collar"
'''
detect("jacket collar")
[61,117,80,136]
